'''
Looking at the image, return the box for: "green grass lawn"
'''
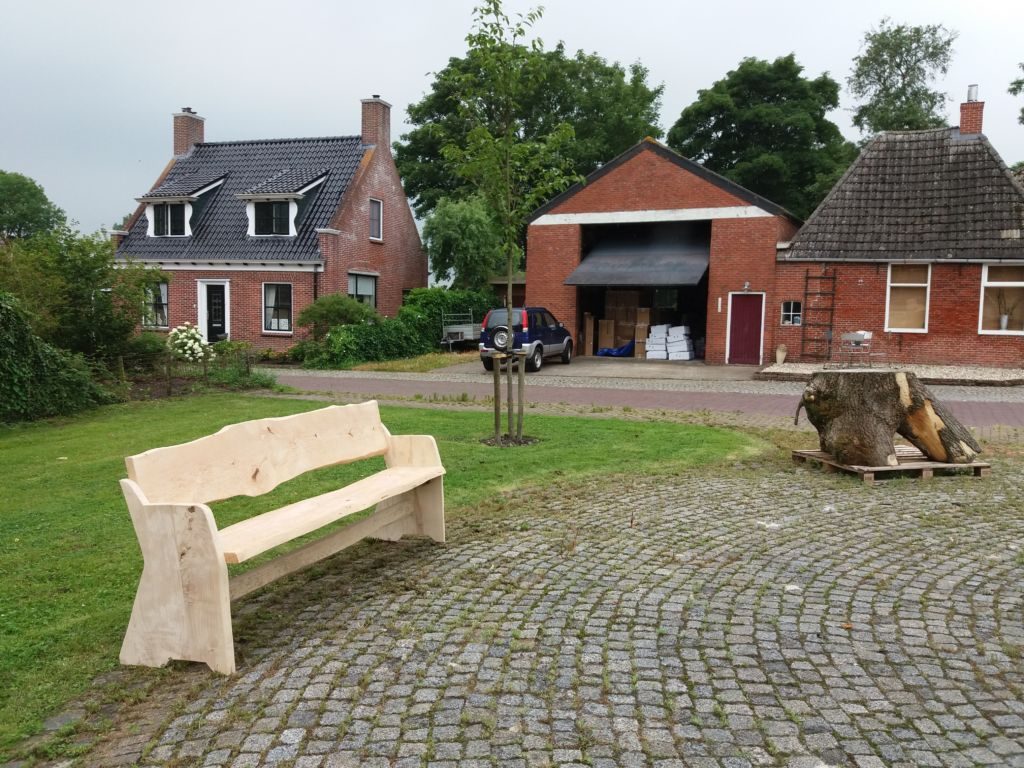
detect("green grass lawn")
[0,394,761,752]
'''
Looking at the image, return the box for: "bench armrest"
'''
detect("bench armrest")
[384,434,444,469]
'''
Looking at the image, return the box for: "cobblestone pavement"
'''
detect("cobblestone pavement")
[99,458,1024,768]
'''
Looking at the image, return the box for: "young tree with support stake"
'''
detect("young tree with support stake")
[443,0,580,442]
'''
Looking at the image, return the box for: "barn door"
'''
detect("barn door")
[728,293,764,365]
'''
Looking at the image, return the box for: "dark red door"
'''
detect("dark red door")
[728,294,763,364]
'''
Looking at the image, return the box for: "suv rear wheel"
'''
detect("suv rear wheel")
[526,346,543,372]
[482,356,494,372]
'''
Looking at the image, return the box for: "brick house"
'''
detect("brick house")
[525,138,800,365]
[114,97,426,350]
[526,96,1024,368]
[777,95,1024,367]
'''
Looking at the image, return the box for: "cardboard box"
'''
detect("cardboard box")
[636,307,651,326]
[669,350,694,361]
[646,350,668,360]
[634,323,649,342]
[635,340,646,357]
[598,319,616,350]
[582,312,594,356]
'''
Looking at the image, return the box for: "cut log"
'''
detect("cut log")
[799,370,980,467]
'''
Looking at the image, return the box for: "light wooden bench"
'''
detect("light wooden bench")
[118,400,445,675]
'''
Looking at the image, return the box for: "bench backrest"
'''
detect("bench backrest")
[126,401,390,504]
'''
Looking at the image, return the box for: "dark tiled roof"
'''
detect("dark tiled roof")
[144,169,227,198]
[243,167,328,196]
[118,137,366,262]
[786,129,1024,261]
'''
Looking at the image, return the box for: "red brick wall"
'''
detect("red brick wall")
[774,261,1024,367]
[525,224,581,339]
[162,269,316,352]
[705,217,792,364]
[550,146,750,214]
[323,147,427,318]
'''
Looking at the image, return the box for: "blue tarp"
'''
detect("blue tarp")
[597,340,635,357]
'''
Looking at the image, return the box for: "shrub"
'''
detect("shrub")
[297,294,379,340]
[121,332,168,372]
[312,317,423,368]
[396,287,496,351]
[167,322,215,362]
[0,292,112,422]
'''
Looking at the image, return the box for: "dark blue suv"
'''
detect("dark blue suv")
[479,307,573,372]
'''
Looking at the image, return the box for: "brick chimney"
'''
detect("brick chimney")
[960,85,984,135]
[173,107,205,157]
[361,95,391,148]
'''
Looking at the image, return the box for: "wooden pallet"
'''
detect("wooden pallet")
[792,444,991,485]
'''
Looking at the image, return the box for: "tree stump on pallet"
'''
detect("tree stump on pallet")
[798,370,981,467]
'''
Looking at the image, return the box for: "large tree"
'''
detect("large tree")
[422,195,504,291]
[667,54,856,219]
[1010,63,1024,126]
[847,18,957,134]
[395,41,663,218]
[0,170,65,241]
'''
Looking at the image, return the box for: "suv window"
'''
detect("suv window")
[485,309,523,329]
[542,311,556,327]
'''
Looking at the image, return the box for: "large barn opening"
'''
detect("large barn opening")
[569,221,710,359]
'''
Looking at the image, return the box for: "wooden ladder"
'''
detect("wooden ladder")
[800,268,836,361]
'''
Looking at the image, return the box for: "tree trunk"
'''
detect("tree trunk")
[800,371,980,466]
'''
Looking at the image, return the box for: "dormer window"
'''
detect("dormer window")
[240,170,327,238]
[255,202,291,235]
[153,203,186,236]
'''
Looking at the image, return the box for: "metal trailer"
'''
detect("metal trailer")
[440,311,481,351]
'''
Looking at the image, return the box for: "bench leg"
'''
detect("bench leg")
[372,477,446,544]
[119,480,235,675]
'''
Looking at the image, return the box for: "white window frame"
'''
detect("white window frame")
[369,198,383,241]
[780,300,802,326]
[197,279,230,342]
[147,202,192,237]
[978,263,1024,336]
[247,200,298,237]
[262,282,293,334]
[142,282,169,329]
[884,263,930,334]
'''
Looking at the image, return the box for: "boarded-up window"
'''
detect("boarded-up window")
[980,265,1024,333]
[886,264,929,331]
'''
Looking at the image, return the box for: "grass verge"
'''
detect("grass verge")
[350,350,478,372]
[0,393,761,753]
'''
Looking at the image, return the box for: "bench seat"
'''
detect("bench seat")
[219,465,445,563]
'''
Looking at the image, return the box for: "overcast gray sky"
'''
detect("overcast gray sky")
[2,0,1021,234]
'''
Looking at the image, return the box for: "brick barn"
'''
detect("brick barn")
[114,97,425,350]
[525,138,800,365]
[527,95,1024,368]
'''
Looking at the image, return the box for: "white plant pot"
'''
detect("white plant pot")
[1000,314,1010,331]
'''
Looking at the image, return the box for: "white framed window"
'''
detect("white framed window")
[254,202,291,235]
[369,198,383,241]
[142,282,169,329]
[151,203,187,236]
[781,300,802,326]
[348,273,377,307]
[263,283,293,333]
[885,263,930,333]
[979,264,1024,335]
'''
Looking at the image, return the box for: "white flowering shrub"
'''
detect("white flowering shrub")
[167,322,216,363]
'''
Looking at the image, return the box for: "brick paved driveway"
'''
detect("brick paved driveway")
[124,459,1023,768]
